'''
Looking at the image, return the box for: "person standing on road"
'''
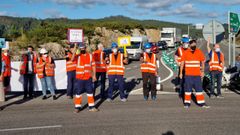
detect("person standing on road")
[207,38,225,98]
[180,40,210,108]
[175,37,190,98]
[0,46,12,95]
[20,46,38,99]
[140,43,159,101]
[93,43,107,100]
[73,43,99,113]
[65,44,77,99]
[36,48,56,100]
[105,42,128,102]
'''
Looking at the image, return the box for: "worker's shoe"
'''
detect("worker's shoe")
[144,96,148,101]
[151,96,157,101]
[216,95,224,99]
[74,107,82,113]
[106,98,112,102]
[42,96,47,100]
[53,95,57,100]
[200,104,210,109]
[89,107,99,112]
[67,96,73,99]
[121,98,127,102]
[184,103,190,109]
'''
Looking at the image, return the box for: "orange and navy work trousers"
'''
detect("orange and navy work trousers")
[74,78,95,109]
[184,76,205,105]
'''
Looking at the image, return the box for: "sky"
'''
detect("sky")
[0,0,239,24]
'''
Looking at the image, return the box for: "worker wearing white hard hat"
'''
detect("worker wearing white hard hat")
[36,48,56,100]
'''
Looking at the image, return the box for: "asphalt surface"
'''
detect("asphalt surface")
[0,40,240,135]
[0,93,239,135]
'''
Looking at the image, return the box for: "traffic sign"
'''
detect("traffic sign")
[118,36,131,47]
[203,20,225,44]
[229,12,240,34]
[0,38,6,48]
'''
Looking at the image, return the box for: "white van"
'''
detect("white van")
[126,36,148,60]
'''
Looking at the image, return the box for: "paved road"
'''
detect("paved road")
[0,93,239,135]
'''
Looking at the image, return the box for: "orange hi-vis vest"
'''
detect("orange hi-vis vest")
[209,51,224,72]
[93,50,106,73]
[20,53,38,75]
[36,56,55,78]
[66,52,77,72]
[183,49,205,76]
[140,52,156,74]
[107,53,125,76]
[76,53,94,80]
[177,47,186,65]
[2,54,11,77]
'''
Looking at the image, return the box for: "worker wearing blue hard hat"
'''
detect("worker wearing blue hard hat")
[175,37,190,98]
[140,42,159,101]
[105,42,128,102]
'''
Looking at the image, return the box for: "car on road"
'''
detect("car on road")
[157,41,168,50]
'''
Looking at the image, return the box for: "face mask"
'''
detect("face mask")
[190,46,196,51]
[146,49,151,53]
[215,48,220,52]
[183,43,189,49]
[112,48,118,53]
[4,52,8,56]
[81,50,86,54]
[43,54,48,57]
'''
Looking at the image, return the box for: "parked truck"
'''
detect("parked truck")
[160,28,182,48]
[126,36,148,60]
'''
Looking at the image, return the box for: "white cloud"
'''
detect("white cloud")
[0,11,7,16]
[44,9,66,18]
[197,0,240,5]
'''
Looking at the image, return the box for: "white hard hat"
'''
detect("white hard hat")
[40,48,48,54]
[2,41,9,50]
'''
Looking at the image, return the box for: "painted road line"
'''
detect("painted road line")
[0,125,63,132]
[159,50,175,83]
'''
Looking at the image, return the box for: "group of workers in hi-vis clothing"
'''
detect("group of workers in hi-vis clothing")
[1,36,227,112]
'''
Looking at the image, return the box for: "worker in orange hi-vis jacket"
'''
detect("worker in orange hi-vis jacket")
[207,37,225,99]
[93,43,107,100]
[65,44,77,99]
[72,43,99,113]
[180,40,210,109]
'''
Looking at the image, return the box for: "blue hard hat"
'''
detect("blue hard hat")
[144,42,152,49]
[78,42,85,49]
[182,37,190,43]
[111,42,118,48]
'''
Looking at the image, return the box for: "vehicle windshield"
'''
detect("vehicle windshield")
[127,42,141,49]
[161,33,173,38]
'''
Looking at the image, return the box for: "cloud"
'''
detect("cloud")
[195,0,240,5]
[0,11,7,16]
[44,9,66,18]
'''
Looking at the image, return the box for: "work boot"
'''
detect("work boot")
[42,96,47,100]
[89,107,99,112]
[53,95,57,100]
[74,107,82,113]
[151,96,157,101]
[200,104,210,109]
[144,96,148,101]
[184,103,190,109]
[216,95,224,99]
[121,98,127,102]
[106,98,112,102]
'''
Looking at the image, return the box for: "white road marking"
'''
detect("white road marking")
[159,50,175,83]
[0,125,62,132]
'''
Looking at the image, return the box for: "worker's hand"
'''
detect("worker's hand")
[0,75,3,82]
[179,73,183,79]
[93,75,97,82]
[201,72,205,78]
